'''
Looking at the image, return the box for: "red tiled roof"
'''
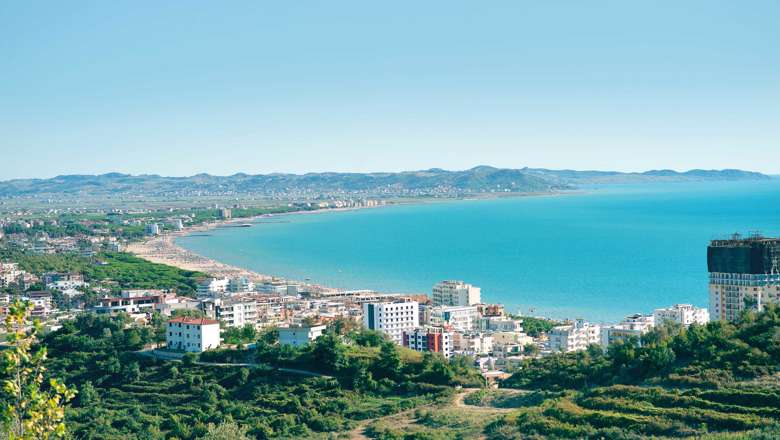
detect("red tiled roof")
[168,317,219,326]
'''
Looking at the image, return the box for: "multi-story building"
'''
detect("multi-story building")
[23,291,53,319]
[278,324,327,347]
[209,297,259,328]
[429,305,479,332]
[452,332,493,355]
[92,290,180,315]
[218,208,232,219]
[197,277,230,298]
[228,277,255,293]
[432,280,481,307]
[601,314,655,349]
[166,317,220,352]
[0,262,22,287]
[708,235,780,322]
[402,326,453,358]
[549,319,601,353]
[653,304,709,327]
[363,300,419,344]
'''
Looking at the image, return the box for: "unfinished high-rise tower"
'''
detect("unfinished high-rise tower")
[708,233,780,321]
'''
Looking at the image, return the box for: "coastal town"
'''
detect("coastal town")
[2,202,771,384]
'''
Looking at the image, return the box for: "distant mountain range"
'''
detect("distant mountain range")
[0,167,770,198]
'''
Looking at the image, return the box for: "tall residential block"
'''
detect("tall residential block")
[432,280,481,306]
[363,300,419,344]
[708,235,780,322]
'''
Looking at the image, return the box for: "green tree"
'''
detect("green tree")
[1,300,76,439]
[374,342,402,380]
[76,382,99,407]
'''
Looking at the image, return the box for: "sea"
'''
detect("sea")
[176,179,780,323]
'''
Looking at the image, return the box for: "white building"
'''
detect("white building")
[402,326,454,358]
[432,280,481,307]
[197,277,230,298]
[549,319,601,353]
[363,300,419,344]
[278,324,327,347]
[452,332,494,355]
[601,314,655,349]
[429,305,480,332]
[166,317,221,352]
[653,304,709,327]
[221,297,259,328]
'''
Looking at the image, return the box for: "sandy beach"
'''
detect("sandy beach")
[125,216,277,283]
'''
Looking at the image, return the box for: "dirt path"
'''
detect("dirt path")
[348,388,522,439]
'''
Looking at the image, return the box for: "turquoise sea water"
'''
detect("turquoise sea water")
[177,180,780,322]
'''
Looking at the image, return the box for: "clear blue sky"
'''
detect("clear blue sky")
[1,1,778,179]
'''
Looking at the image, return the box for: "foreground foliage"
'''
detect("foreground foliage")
[1,301,76,439]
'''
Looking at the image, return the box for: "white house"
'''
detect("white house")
[278,324,327,347]
[166,317,221,352]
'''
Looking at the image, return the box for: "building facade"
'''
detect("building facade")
[363,300,419,344]
[166,317,221,352]
[428,305,479,332]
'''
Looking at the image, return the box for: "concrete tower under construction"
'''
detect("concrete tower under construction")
[708,234,780,321]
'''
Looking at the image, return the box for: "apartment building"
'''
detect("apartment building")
[653,304,709,327]
[601,314,655,348]
[197,277,230,298]
[428,305,480,332]
[363,300,419,344]
[549,319,601,353]
[452,332,494,355]
[432,280,481,307]
[402,326,453,358]
[166,317,220,352]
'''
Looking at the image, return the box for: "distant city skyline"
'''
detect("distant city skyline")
[2,1,778,180]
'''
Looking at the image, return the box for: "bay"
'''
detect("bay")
[177,180,780,322]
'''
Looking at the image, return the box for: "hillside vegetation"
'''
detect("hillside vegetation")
[491,305,780,439]
[40,315,481,439]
